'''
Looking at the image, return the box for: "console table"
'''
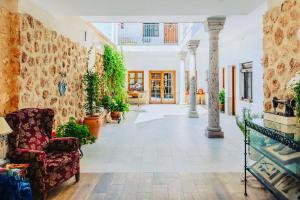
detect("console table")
[244,119,300,200]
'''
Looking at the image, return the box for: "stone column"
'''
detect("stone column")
[179,51,187,104]
[187,40,200,118]
[205,16,226,138]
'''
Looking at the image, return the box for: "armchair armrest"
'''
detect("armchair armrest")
[8,148,46,164]
[7,148,47,194]
[47,137,80,152]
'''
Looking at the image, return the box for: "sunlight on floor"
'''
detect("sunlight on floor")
[81,105,243,173]
[133,105,208,123]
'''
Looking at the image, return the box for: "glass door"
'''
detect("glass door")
[162,72,175,103]
[149,71,176,104]
[150,72,162,103]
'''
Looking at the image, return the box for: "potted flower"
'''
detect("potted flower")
[83,69,102,138]
[219,89,225,112]
[109,97,129,121]
[57,117,96,157]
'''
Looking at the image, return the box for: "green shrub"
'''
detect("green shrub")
[57,117,96,145]
[99,95,113,110]
[294,81,300,119]
[219,89,225,104]
[102,45,127,99]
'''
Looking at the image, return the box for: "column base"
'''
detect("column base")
[188,110,199,118]
[206,128,224,138]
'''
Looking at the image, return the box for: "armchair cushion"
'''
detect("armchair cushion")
[6,108,54,151]
[45,150,80,189]
[47,137,80,153]
[46,150,80,172]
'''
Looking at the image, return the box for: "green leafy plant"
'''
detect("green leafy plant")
[294,81,300,119]
[99,95,113,110]
[102,45,127,98]
[219,89,225,104]
[108,97,129,118]
[83,48,101,116]
[83,69,100,116]
[57,117,96,145]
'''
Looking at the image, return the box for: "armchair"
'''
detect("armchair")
[5,108,80,199]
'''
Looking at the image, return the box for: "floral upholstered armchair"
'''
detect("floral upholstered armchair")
[5,108,80,199]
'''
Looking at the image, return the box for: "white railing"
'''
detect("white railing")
[118,23,178,46]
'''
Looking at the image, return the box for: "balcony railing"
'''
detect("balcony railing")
[118,23,178,46]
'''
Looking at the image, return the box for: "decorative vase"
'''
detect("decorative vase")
[111,111,121,120]
[84,116,101,138]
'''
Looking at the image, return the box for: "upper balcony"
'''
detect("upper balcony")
[118,23,179,46]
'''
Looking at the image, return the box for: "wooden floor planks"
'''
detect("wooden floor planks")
[48,172,275,200]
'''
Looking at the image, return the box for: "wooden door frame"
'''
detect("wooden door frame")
[149,70,176,104]
[127,70,144,91]
[232,65,236,115]
[164,23,178,44]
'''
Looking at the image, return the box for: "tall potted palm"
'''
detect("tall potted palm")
[83,69,102,138]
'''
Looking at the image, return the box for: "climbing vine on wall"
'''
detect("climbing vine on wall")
[102,45,127,99]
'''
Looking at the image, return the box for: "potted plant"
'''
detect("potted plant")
[57,117,96,157]
[99,95,113,110]
[83,69,102,138]
[219,89,225,112]
[109,97,129,121]
[294,81,300,124]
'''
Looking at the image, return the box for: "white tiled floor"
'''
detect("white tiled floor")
[81,105,244,173]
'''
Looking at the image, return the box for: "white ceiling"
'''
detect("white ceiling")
[31,0,266,22]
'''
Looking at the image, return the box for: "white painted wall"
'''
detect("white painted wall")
[188,1,267,115]
[268,0,284,9]
[19,0,104,51]
[123,50,181,103]
[219,2,267,115]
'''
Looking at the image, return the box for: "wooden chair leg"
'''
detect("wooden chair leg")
[43,192,48,200]
[75,173,80,182]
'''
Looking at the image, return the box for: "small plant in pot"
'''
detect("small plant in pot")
[57,117,96,157]
[109,97,129,122]
[219,89,225,112]
[83,69,102,138]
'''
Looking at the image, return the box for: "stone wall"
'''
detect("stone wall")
[19,14,88,126]
[263,0,300,111]
[0,7,20,116]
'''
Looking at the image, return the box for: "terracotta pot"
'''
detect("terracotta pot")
[219,104,225,112]
[111,111,121,120]
[84,116,101,138]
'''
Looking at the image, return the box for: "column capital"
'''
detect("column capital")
[186,40,200,54]
[178,51,187,60]
[205,16,226,32]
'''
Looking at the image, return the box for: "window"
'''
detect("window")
[128,71,144,91]
[241,62,253,101]
[143,23,159,37]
